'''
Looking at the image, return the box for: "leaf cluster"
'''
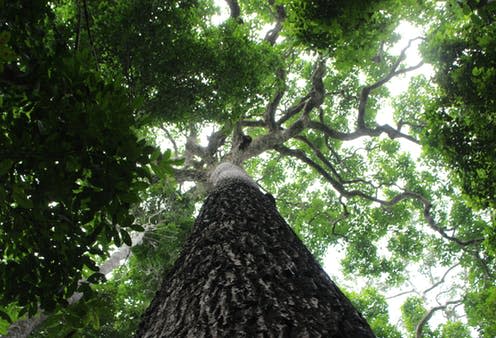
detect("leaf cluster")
[345,287,402,338]
[420,0,496,211]
[32,185,196,337]
[0,0,154,317]
[90,0,281,124]
[281,0,421,65]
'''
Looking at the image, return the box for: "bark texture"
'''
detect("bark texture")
[136,178,375,337]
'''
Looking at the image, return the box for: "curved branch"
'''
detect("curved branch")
[275,144,484,248]
[372,124,419,143]
[276,58,325,127]
[231,61,327,163]
[308,58,326,109]
[295,135,375,188]
[160,126,179,157]
[308,120,368,141]
[225,0,242,22]
[274,144,346,194]
[308,120,419,143]
[264,2,285,45]
[330,200,350,239]
[184,128,226,165]
[277,95,310,125]
[240,120,265,127]
[386,289,416,300]
[206,129,227,158]
[265,68,286,130]
[356,38,424,140]
[415,299,463,338]
[422,264,460,297]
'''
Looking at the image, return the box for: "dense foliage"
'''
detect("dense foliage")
[89,0,281,123]
[421,0,496,211]
[0,0,154,316]
[1,0,495,337]
[32,183,195,337]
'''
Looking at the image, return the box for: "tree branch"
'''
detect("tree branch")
[184,127,225,166]
[329,199,350,239]
[276,58,325,127]
[294,135,376,189]
[264,68,286,130]
[264,1,286,45]
[275,144,484,248]
[225,0,242,22]
[231,60,327,163]
[356,38,424,140]
[386,289,416,300]
[206,129,227,159]
[308,119,419,144]
[173,168,208,183]
[308,120,369,141]
[240,119,266,127]
[274,144,346,194]
[422,264,460,297]
[415,299,463,338]
[307,58,326,111]
[277,95,310,125]
[160,126,179,158]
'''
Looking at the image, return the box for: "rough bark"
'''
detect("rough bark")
[136,165,375,337]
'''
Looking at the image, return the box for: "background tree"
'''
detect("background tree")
[1,0,495,337]
[0,0,154,317]
[420,0,496,212]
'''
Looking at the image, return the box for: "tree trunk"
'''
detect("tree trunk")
[136,165,375,337]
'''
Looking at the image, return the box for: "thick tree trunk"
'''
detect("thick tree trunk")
[136,165,375,337]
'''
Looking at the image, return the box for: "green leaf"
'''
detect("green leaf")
[472,66,481,77]
[129,224,145,232]
[121,229,132,246]
[82,256,99,272]
[150,148,161,161]
[12,185,33,209]
[0,310,12,324]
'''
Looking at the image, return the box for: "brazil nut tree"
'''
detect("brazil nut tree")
[2,0,495,337]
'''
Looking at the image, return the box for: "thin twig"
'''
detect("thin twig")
[160,126,179,157]
[422,264,460,297]
[386,289,416,300]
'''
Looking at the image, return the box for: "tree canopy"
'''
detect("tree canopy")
[1,0,495,337]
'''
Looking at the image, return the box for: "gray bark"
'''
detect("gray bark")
[136,165,375,337]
